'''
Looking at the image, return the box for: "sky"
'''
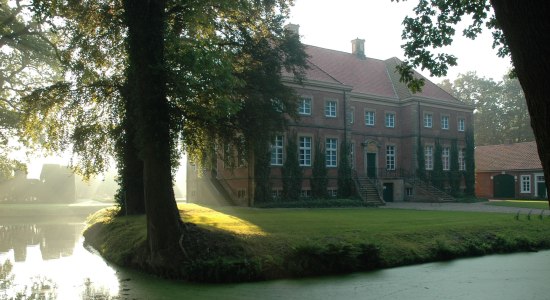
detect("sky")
[288,0,512,82]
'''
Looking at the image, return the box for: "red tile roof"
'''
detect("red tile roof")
[290,45,461,103]
[475,141,542,172]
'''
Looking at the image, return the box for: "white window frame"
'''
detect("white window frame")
[365,110,375,126]
[385,112,395,128]
[442,147,450,171]
[299,136,312,166]
[349,106,355,124]
[424,113,433,128]
[521,175,531,193]
[325,138,338,167]
[441,115,449,130]
[270,135,284,166]
[350,141,355,170]
[425,145,434,170]
[458,118,465,132]
[298,97,312,115]
[325,100,337,118]
[386,145,396,170]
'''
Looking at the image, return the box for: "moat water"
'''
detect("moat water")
[1,213,550,299]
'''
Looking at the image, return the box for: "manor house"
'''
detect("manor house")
[187,25,473,206]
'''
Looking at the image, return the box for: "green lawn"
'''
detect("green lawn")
[486,200,549,210]
[85,204,550,282]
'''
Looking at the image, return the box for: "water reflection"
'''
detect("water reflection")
[0,221,119,300]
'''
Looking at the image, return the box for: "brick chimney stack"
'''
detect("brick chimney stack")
[284,23,300,36]
[351,38,366,59]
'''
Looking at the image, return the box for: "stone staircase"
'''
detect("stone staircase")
[356,177,385,206]
[412,180,455,202]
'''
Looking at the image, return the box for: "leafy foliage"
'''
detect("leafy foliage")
[310,139,327,199]
[391,0,510,91]
[440,72,534,146]
[464,127,475,196]
[282,132,302,201]
[431,139,444,190]
[337,141,354,198]
[449,139,461,196]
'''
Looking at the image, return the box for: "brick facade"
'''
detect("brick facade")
[187,37,473,205]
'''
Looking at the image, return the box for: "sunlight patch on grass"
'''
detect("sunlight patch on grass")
[178,204,266,236]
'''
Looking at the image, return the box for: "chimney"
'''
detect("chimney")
[351,38,366,59]
[284,23,300,36]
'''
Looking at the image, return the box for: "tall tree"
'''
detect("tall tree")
[282,132,301,201]
[449,139,461,197]
[122,0,183,266]
[432,139,445,190]
[1,0,59,176]
[440,72,534,146]
[464,127,476,196]
[393,0,550,203]
[311,139,328,199]
[337,141,354,198]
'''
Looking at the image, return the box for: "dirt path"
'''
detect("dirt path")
[380,201,550,215]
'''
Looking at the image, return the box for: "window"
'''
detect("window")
[300,189,311,198]
[325,100,337,117]
[441,115,449,130]
[458,118,465,131]
[442,147,450,170]
[326,138,338,167]
[521,175,531,193]
[425,145,434,170]
[298,97,311,115]
[349,107,355,124]
[459,149,466,171]
[424,113,433,128]
[365,110,375,126]
[406,187,413,196]
[271,189,282,199]
[327,188,338,198]
[385,112,395,128]
[386,145,396,170]
[270,135,284,166]
[299,136,312,166]
[237,189,246,199]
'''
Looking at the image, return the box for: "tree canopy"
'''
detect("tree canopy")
[440,72,534,146]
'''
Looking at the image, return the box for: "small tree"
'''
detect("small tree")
[464,128,476,196]
[254,140,272,203]
[432,139,445,190]
[311,139,328,199]
[282,132,302,201]
[416,136,426,181]
[449,139,461,197]
[337,141,354,198]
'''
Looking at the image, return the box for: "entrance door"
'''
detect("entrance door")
[383,183,394,202]
[366,153,376,178]
[536,175,547,198]
[493,174,515,198]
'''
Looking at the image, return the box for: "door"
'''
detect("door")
[536,175,547,198]
[383,183,394,202]
[493,174,515,198]
[366,153,376,178]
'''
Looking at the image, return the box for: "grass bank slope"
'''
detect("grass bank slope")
[83,204,550,282]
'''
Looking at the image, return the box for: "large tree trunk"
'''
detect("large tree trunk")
[123,0,183,267]
[118,112,145,215]
[491,1,550,206]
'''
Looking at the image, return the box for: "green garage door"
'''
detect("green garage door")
[494,174,515,198]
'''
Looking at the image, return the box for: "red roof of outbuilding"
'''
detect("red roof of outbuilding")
[475,141,542,172]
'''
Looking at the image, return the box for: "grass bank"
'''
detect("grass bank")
[486,200,549,210]
[83,204,550,282]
